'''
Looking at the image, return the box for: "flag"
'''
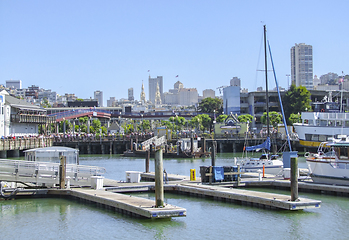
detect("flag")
[148,70,150,72]
[175,75,179,77]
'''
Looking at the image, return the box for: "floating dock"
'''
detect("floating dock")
[163,183,320,210]
[48,188,186,219]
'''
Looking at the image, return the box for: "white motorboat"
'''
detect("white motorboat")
[306,135,349,186]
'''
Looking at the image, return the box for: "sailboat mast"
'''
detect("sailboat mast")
[264,25,270,138]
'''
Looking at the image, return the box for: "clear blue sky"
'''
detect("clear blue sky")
[1,0,348,106]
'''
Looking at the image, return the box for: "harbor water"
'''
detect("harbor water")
[1,153,349,240]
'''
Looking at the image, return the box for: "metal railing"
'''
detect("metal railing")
[0,159,105,187]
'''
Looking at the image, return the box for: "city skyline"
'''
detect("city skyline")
[1,1,348,106]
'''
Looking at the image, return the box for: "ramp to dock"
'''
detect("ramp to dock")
[49,188,186,219]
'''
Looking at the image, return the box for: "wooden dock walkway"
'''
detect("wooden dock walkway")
[166,183,321,210]
[48,188,186,219]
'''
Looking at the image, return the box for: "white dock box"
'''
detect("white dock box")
[126,171,141,183]
[91,176,104,189]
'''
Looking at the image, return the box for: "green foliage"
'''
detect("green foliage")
[216,114,228,123]
[283,84,311,124]
[260,111,282,127]
[198,97,223,113]
[168,116,186,131]
[92,119,101,130]
[190,114,212,131]
[101,126,107,134]
[79,117,88,124]
[238,114,253,123]
[289,113,302,124]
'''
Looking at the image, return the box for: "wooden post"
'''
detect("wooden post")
[155,148,164,208]
[190,137,194,155]
[130,138,133,151]
[202,137,206,153]
[145,150,150,173]
[59,156,66,189]
[291,156,298,201]
[155,149,164,208]
[237,164,241,186]
[211,141,216,167]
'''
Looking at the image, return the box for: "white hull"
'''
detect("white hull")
[239,158,283,175]
[307,159,349,186]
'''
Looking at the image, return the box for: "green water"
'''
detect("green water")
[0,153,347,240]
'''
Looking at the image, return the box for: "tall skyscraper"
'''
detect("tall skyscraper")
[128,88,134,101]
[94,90,103,107]
[290,43,313,90]
[148,76,163,104]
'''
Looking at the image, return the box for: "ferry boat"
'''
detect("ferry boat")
[293,101,349,148]
[306,135,349,186]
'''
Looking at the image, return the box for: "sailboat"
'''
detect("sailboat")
[240,25,290,175]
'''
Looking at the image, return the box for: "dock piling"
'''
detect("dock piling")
[291,156,298,201]
[145,150,150,173]
[155,149,164,207]
[211,141,216,166]
[59,156,66,189]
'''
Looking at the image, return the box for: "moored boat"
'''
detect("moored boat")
[306,135,349,186]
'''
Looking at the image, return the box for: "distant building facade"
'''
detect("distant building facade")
[179,88,198,106]
[6,80,22,89]
[148,76,163,104]
[94,90,103,107]
[128,88,134,101]
[291,43,313,90]
[223,86,240,115]
[203,89,215,99]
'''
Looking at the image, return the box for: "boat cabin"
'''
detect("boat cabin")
[259,154,279,160]
[24,146,79,164]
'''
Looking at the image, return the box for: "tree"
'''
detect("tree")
[216,114,228,123]
[260,111,282,128]
[190,114,211,131]
[238,114,253,123]
[283,84,311,124]
[289,113,301,124]
[198,97,223,113]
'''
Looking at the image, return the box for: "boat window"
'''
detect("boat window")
[320,120,327,126]
[345,121,349,127]
[328,121,334,126]
[318,135,327,142]
[336,121,342,127]
[311,135,319,141]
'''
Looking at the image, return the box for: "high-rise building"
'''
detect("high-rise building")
[94,90,103,107]
[128,88,134,101]
[290,43,313,90]
[223,86,240,115]
[148,76,163,104]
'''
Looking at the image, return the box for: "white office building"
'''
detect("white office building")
[291,43,313,90]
